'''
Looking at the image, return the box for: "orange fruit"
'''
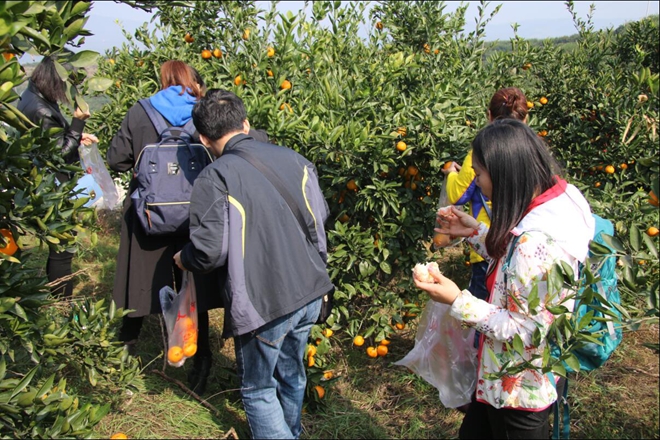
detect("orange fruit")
[434,49,439,55]
[280,79,292,90]
[0,229,18,256]
[346,180,358,191]
[307,345,317,358]
[366,346,378,358]
[604,165,615,174]
[538,130,548,137]
[178,316,195,331]
[443,161,453,171]
[267,69,274,77]
[395,322,405,330]
[375,21,383,30]
[212,48,223,58]
[377,345,388,356]
[242,28,250,40]
[647,227,659,237]
[322,328,333,338]
[397,126,407,137]
[201,49,212,59]
[396,141,407,152]
[108,58,115,65]
[323,371,334,380]
[234,75,243,86]
[184,32,194,43]
[267,46,275,57]
[110,434,128,440]
[307,356,315,367]
[594,182,601,188]
[527,101,534,109]
[649,190,659,207]
[167,346,184,364]
[314,385,325,399]
[540,97,548,105]
[522,62,532,70]
[620,163,628,170]
[353,335,365,347]
[410,182,418,191]
[407,165,419,177]
[338,213,349,223]
[379,339,390,346]
[279,103,292,112]
[423,43,430,54]
[2,52,15,61]
[183,342,197,357]
[183,329,198,343]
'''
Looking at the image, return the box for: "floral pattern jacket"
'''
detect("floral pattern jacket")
[449,180,595,410]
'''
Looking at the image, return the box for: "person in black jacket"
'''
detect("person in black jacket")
[17,56,98,297]
[174,90,333,439]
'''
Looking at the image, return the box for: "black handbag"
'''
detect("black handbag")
[223,148,334,324]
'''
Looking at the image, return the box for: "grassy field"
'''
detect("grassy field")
[25,209,659,439]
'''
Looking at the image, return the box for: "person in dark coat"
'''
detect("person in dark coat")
[107,60,267,395]
[17,55,98,297]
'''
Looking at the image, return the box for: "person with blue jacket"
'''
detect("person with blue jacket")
[174,89,334,439]
[107,60,222,394]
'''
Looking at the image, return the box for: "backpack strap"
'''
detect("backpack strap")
[138,98,170,137]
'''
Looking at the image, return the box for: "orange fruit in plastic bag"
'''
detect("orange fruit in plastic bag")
[168,346,184,363]
[183,329,198,343]
[178,316,195,331]
[183,342,197,357]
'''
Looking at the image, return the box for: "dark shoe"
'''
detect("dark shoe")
[188,354,212,395]
[123,339,138,357]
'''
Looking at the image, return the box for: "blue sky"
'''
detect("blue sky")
[21,1,659,61]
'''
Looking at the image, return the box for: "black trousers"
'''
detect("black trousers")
[47,249,75,297]
[459,392,551,439]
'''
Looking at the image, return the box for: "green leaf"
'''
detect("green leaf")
[589,241,613,256]
[87,76,113,92]
[36,374,55,399]
[551,362,566,377]
[642,233,658,259]
[379,260,391,274]
[512,334,525,355]
[9,366,37,399]
[68,50,98,68]
[629,226,641,252]
[564,353,581,372]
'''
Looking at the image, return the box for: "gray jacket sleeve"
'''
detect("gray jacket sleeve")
[180,172,229,273]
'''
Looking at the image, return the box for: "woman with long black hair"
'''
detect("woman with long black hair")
[17,56,97,297]
[415,119,595,439]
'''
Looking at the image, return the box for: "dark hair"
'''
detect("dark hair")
[189,66,207,95]
[489,87,528,121]
[160,60,203,98]
[472,119,562,259]
[31,56,68,104]
[192,89,247,141]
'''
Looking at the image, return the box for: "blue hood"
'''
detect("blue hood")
[149,85,197,126]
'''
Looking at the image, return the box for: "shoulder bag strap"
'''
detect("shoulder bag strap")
[478,190,492,219]
[222,148,313,244]
[138,99,169,136]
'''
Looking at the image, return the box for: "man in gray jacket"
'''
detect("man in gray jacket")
[174,89,333,439]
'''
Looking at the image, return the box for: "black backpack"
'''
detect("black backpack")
[131,99,213,236]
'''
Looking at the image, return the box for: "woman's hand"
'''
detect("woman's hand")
[440,161,462,175]
[73,107,91,120]
[81,132,98,146]
[413,268,461,305]
[436,205,479,237]
[173,251,187,271]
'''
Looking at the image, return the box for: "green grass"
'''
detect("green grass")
[22,209,659,439]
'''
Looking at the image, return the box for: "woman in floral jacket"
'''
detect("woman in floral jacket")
[414,119,595,438]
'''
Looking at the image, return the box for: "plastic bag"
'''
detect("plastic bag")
[394,300,477,408]
[78,142,120,210]
[159,271,198,367]
[432,179,463,249]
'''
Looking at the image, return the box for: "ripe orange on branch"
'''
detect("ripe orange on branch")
[212,48,222,58]
[0,229,18,256]
[280,79,292,90]
[353,335,365,347]
[647,227,659,237]
[267,46,275,57]
[201,49,212,59]
[396,141,407,152]
[366,346,378,358]
[184,32,194,43]
[604,165,615,174]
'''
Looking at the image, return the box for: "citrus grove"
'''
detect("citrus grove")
[0,0,658,437]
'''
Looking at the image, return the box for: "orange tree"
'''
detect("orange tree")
[90,0,659,394]
[1,1,143,436]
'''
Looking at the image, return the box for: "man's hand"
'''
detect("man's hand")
[173,251,186,271]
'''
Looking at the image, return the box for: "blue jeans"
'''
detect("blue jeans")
[234,297,322,439]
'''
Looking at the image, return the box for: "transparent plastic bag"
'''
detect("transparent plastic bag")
[78,142,119,210]
[432,179,463,249]
[394,300,477,408]
[159,272,198,368]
